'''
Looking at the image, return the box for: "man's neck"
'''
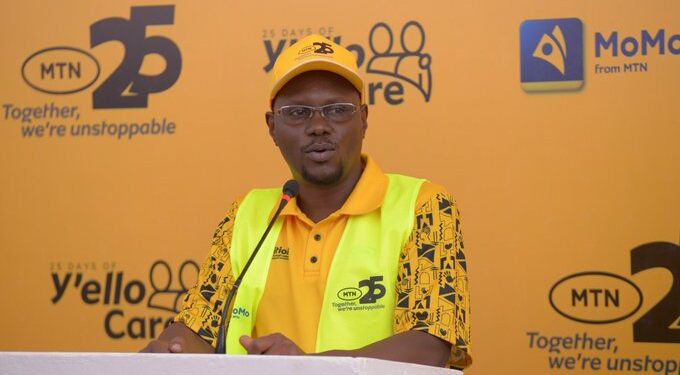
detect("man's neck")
[296,163,364,223]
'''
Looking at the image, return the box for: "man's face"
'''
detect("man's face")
[266,71,368,186]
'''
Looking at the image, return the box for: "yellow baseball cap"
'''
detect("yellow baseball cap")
[269,34,364,106]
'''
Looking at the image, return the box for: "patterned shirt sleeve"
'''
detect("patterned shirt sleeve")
[394,184,472,368]
[174,200,240,347]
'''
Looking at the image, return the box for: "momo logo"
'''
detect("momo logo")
[592,28,679,75]
[595,29,680,58]
[358,275,386,304]
[21,5,181,109]
[313,42,334,54]
[520,18,584,92]
[231,306,250,319]
[261,21,432,105]
[533,25,568,75]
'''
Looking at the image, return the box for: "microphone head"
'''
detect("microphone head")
[282,179,299,199]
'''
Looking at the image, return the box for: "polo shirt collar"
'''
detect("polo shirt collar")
[281,154,388,218]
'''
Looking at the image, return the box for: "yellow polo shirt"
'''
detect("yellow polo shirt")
[176,155,471,368]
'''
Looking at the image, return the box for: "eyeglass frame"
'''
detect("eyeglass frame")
[272,103,361,124]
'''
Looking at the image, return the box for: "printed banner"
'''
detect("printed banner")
[0,1,678,374]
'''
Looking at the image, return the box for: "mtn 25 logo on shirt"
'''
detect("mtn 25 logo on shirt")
[520,18,584,92]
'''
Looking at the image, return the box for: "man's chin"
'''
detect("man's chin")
[301,164,344,186]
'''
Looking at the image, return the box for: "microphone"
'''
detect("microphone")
[215,179,299,354]
[281,179,299,202]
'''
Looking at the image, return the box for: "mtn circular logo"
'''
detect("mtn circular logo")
[22,46,100,94]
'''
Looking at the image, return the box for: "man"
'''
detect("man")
[142,34,471,369]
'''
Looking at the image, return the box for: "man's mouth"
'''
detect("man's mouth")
[303,142,336,162]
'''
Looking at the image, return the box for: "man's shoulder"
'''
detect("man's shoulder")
[414,180,457,211]
[229,186,280,208]
[221,186,288,221]
[419,180,451,194]
[382,171,456,209]
[384,172,450,194]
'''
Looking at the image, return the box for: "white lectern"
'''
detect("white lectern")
[0,352,462,374]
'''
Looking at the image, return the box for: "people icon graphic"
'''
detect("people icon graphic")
[366,21,432,102]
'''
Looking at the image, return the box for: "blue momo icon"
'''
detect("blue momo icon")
[520,18,584,91]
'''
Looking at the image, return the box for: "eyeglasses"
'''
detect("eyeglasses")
[274,103,359,125]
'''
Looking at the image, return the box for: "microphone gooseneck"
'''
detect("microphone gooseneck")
[215,179,299,354]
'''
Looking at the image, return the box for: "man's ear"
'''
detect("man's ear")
[265,111,277,146]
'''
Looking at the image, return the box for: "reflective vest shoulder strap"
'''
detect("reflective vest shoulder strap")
[315,174,424,351]
[226,188,282,354]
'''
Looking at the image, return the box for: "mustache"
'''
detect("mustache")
[302,141,336,152]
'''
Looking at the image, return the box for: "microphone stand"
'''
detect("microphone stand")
[215,181,298,354]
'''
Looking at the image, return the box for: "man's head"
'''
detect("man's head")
[265,35,367,187]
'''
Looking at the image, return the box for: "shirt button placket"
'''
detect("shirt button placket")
[306,231,322,270]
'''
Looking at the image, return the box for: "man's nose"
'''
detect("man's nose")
[306,110,331,135]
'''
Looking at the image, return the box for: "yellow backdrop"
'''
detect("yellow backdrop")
[1,1,678,374]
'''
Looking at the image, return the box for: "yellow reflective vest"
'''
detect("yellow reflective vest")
[225,174,424,353]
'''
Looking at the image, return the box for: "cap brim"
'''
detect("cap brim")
[270,58,364,106]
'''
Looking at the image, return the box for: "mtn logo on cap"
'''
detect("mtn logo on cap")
[296,42,335,60]
[313,42,334,54]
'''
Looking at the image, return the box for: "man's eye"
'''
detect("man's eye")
[284,107,309,117]
[325,105,348,115]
